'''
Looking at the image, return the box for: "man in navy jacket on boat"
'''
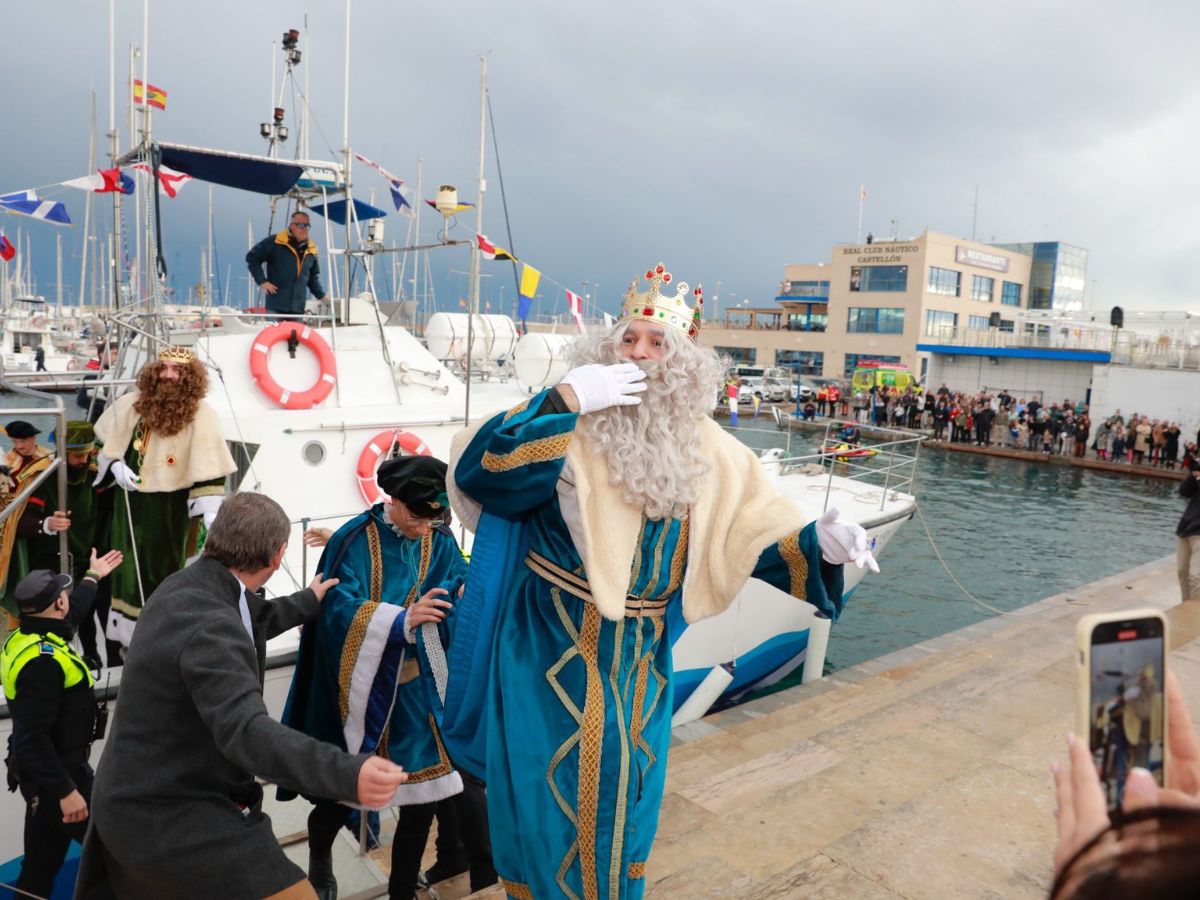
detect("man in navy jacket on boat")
[246,210,328,317]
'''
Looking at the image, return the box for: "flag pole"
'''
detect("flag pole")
[857,184,865,243]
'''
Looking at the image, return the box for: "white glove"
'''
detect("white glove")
[109,459,142,492]
[559,363,648,415]
[93,454,115,487]
[815,507,880,573]
[188,495,223,530]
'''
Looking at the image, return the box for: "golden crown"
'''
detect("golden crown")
[158,345,196,364]
[619,263,703,341]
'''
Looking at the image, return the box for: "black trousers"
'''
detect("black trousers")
[430,771,496,890]
[309,774,496,898]
[309,799,434,899]
[17,780,90,898]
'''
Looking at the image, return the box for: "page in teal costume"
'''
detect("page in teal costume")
[282,504,466,803]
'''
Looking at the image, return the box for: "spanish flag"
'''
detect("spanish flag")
[134,79,168,111]
[519,263,541,299]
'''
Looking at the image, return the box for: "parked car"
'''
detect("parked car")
[789,380,817,402]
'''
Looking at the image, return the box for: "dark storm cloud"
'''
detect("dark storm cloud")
[3,0,1197,312]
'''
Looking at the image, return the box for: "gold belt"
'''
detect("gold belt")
[524,549,668,618]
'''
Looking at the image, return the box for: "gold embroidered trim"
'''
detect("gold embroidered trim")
[628,862,646,880]
[110,597,142,618]
[502,398,531,422]
[399,713,454,782]
[187,484,225,500]
[501,878,534,900]
[778,530,809,601]
[606,616,631,893]
[576,604,604,900]
[481,433,571,473]
[664,517,690,595]
[366,520,383,604]
[646,523,669,597]
[337,601,380,724]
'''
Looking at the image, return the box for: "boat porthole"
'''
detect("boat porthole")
[302,441,326,466]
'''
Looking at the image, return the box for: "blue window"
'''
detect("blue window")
[924,310,958,338]
[971,274,994,302]
[779,280,830,299]
[850,265,908,292]
[927,267,961,297]
[847,307,906,334]
[968,315,990,330]
[775,350,824,375]
[844,353,902,379]
[1001,281,1022,306]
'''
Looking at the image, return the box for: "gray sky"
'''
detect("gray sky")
[3,0,1199,316]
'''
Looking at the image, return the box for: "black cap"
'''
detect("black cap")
[377,456,448,519]
[15,570,72,614]
[4,421,41,439]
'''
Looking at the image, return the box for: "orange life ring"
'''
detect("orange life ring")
[249,323,337,409]
[356,429,432,505]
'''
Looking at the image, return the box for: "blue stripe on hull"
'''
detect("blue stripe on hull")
[672,585,860,712]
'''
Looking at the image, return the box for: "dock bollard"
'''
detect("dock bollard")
[801,611,832,684]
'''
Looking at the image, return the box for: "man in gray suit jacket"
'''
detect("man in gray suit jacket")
[75,492,407,899]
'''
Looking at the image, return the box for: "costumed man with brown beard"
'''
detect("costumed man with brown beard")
[443,263,879,899]
[93,346,237,648]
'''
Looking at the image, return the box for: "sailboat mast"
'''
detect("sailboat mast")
[109,0,122,311]
[341,0,353,325]
[463,56,488,426]
[56,233,63,312]
[79,91,96,312]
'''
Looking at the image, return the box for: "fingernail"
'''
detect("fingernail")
[1066,732,1077,747]
[1050,761,1061,775]
[1127,767,1155,792]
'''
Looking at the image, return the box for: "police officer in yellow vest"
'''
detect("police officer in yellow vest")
[1,548,122,898]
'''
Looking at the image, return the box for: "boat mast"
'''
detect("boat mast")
[463,55,487,426]
[80,91,96,313]
[108,0,122,311]
[341,0,353,326]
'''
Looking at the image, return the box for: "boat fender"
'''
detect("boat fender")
[248,322,337,409]
[670,663,735,728]
[356,429,432,505]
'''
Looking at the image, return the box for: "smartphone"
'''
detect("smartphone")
[1076,609,1168,811]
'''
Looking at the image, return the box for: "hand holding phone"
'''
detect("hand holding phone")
[1076,609,1168,811]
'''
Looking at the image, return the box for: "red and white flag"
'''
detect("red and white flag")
[565,290,586,335]
[133,162,192,198]
[62,168,135,194]
[0,232,15,263]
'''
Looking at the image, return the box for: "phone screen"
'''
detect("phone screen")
[1088,616,1166,809]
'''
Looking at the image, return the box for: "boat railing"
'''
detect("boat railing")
[769,411,924,513]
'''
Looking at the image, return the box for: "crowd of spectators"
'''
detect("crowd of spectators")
[835,382,1197,469]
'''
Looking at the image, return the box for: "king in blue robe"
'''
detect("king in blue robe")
[447,383,847,899]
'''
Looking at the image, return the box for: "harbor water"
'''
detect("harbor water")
[728,421,1182,673]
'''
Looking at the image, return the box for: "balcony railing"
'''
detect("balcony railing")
[921,325,1200,369]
